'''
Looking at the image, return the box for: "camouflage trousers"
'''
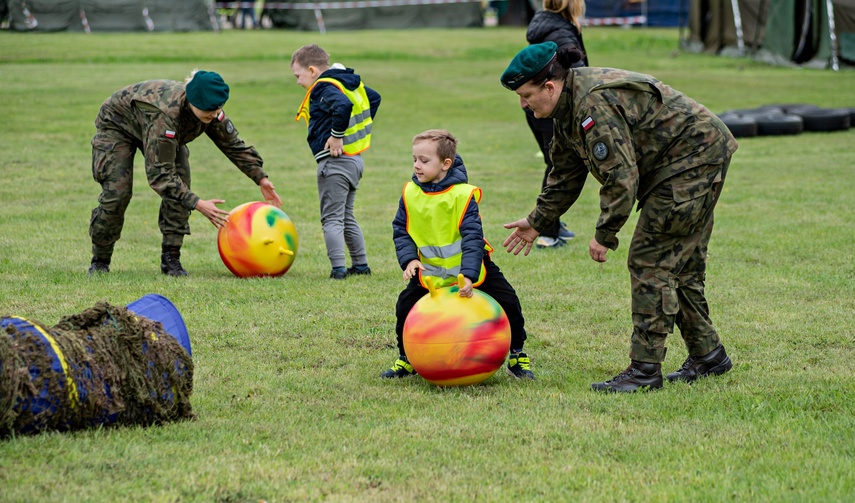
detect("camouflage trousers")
[89,131,191,259]
[627,160,730,363]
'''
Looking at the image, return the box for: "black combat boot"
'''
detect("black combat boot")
[88,257,111,275]
[666,345,732,383]
[591,361,663,393]
[161,246,188,277]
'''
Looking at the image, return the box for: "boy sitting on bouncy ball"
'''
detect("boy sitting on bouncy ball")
[381,129,535,380]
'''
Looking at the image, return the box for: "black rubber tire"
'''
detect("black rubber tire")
[721,107,783,117]
[752,105,786,116]
[719,115,758,138]
[785,105,822,116]
[792,108,851,132]
[753,114,804,136]
[765,104,819,115]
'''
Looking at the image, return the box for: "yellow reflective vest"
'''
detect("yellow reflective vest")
[295,77,373,155]
[403,182,489,290]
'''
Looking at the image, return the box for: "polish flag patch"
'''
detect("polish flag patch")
[217,110,225,122]
[582,117,594,131]
[164,130,176,139]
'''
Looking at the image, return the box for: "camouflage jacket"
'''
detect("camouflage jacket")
[528,68,738,250]
[95,80,267,210]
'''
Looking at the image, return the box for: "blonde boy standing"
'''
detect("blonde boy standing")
[291,44,381,279]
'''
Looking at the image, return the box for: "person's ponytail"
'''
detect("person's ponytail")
[556,47,584,69]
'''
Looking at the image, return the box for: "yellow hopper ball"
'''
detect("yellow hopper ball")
[403,275,511,386]
[217,202,299,278]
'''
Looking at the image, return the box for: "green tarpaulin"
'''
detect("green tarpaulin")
[263,1,483,31]
[686,0,855,68]
[3,0,215,32]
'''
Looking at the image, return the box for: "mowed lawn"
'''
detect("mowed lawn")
[0,26,853,502]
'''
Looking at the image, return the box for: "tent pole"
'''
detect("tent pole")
[79,8,90,34]
[825,0,840,71]
[314,8,327,35]
[730,0,745,56]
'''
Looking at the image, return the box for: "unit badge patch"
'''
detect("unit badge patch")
[593,141,609,161]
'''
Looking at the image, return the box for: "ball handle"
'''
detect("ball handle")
[427,277,437,298]
[425,274,467,298]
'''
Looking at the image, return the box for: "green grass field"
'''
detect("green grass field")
[1,26,854,502]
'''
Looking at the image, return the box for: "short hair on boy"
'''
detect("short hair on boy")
[291,44,330,68]
[413,129,458,163]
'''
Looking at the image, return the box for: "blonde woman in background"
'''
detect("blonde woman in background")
[522,0,589,249]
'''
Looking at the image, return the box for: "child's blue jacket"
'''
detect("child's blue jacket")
[305,67,381,161]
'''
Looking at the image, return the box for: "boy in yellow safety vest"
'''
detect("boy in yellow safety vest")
[291,44,381,279]
[381,129,534,380]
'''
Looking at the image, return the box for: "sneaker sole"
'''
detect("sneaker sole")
[591,383,663,392]
[505,367,535,380]
[379,373,417,379]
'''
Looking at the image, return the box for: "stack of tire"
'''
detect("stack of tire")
[717,105,854,138]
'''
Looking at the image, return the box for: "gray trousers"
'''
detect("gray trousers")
[316,155,368,269]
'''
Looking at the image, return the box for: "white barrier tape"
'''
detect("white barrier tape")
[215,2,646,28]
[216,0,480,9]
[582,16,646,26]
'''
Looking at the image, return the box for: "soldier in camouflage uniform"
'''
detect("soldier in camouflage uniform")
[500,42,737,392]
[88,70,282,276]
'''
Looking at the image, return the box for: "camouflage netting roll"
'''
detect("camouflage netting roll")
[0,301,193,437]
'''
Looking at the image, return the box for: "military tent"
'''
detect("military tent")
[2,0,217,32]
[256,0,483,31]
[684,0,855,69]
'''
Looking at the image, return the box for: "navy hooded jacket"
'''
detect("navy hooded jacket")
[305,67,381,161]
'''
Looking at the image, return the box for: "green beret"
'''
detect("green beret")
[185,70,229,111]
[500,42,558,91]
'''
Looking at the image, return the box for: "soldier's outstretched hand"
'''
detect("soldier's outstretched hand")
[503,218,539,256]
[258,177,282,208]
[195,199,229,228]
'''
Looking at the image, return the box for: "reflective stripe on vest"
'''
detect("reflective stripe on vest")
[295,77,373,155]
[403,182,488,290]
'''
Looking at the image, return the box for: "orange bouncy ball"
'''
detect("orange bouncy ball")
[217,202,299,278]
[403,275,511,387]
